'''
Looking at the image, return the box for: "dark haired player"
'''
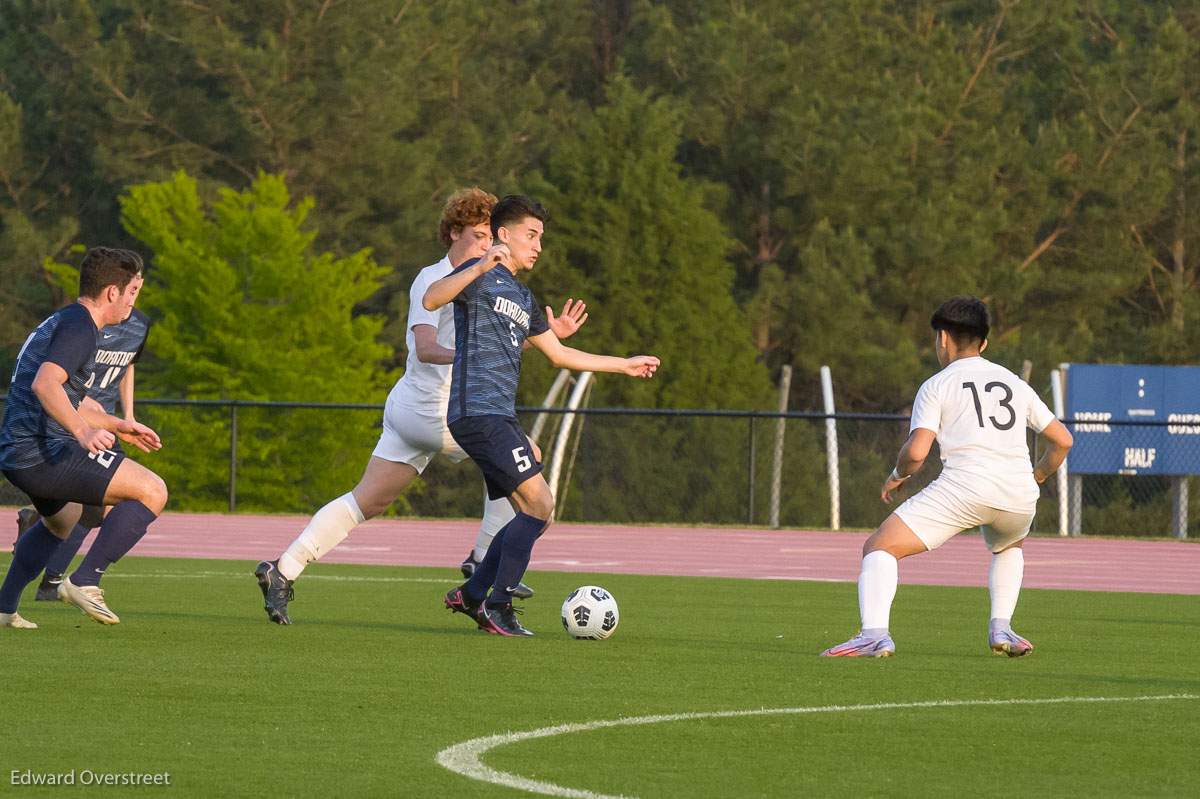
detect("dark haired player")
[822,296,1073,657]
[253,188,587,624]
[15,307,152,601]
[0,247,167,628]
[425,195,659,636]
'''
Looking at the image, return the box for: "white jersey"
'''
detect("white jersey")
[386,257,455,417]
[910,356,1056,512]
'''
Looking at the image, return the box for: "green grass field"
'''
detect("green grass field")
[3,555,1198,797]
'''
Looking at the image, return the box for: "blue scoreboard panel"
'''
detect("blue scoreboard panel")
[1065,364,1200,475]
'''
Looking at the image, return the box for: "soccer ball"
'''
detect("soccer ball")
[561,585,619,640]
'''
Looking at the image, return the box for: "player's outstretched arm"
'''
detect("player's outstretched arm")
[527,331,659,378]
[422,244,511,311]
[1033,419,1073,483]
[32,362,114,454]
[881,427,935,503]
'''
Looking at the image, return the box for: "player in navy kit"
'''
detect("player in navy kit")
[0,248,166,628]
[14,307,152,601]
[424,195,660,636]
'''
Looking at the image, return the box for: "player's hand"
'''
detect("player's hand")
[481,243,512,270]
[527,436,543,463]
[78,427,116,455]
[545,299,588,339]
[115,420,162,453]
[624,356,660,378]
[881,472,908,504]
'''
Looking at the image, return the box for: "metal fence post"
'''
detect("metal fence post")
[1051,369,1069,537]
[769,366,792,529]
[821,366,840,530]
[1069,474,1082,537]
[229,401,238,513]
[1171,476,1189,539]
[747,416,756,524]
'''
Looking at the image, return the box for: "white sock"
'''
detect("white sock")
[989,547,1024,625]
[277,492,365,580]
[473,492,515,562]
[858,550,898,631]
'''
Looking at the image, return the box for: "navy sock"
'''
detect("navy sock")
[464,522,508,601]
[486,512,547,606]
[0,521,61,613]
[45,524,90,576]
[72,500,157,588]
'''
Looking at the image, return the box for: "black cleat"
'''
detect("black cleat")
[444,584,487,628]
[460,551,479,579]
[458,547,535,597]
[14,507,39,550]
[254,560,294,625]
[35,572,63,602]
[478,602,534,637]
[460,551,535,600]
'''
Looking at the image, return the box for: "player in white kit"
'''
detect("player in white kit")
[253,188,587,624]
[822,296,1073,658]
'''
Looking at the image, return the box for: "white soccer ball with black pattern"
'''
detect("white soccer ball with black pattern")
[561,585,619,640]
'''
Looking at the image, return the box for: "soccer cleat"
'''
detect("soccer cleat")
[58,577,120,625]
[444,585,487,628]
[254,560,294,625]
[13,506,39,550]
[35,572,64,602]
[459,551,535,599]
[990,627,1033,658]
[478,602,534,637]
[820,631,895,658]
[0,612,38,629]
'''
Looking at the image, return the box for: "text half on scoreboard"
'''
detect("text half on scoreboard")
[1065,364,1200,476]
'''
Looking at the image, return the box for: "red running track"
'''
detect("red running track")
[22,511,1197,595]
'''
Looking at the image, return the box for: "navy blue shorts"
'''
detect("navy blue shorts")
[2,442,126,518]
[448,415,543,500]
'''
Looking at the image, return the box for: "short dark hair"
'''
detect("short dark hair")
[78,247,143,299]
[490,195,549,239]
[930,295,989,347]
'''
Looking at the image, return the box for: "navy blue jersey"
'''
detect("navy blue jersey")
[90,308,150,414]
[0,303,98,469]
[447,260,550,424]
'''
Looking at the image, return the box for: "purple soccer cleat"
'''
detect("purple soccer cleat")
[821,631,895,658]
[989,627,1033,658]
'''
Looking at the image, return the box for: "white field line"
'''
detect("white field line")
[101,570,455,585]
[436,694,1199,799]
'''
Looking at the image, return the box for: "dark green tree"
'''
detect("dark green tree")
[528,73,772,411]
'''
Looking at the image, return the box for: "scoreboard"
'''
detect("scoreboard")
[1064,364,1200,475]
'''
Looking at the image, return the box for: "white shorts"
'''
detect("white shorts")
[895,477,1034,553]
[371,402,467,474]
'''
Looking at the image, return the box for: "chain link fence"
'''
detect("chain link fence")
[0,396,1195,538]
